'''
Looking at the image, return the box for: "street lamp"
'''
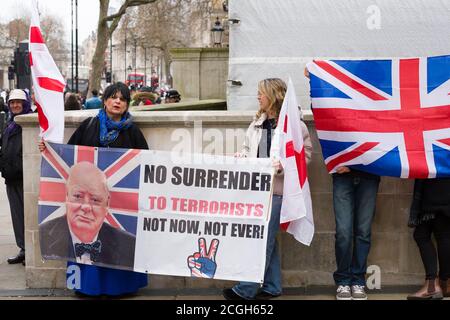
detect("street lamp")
[71,0,74,91]
[223,0,228,12]
[128,64,132,83]
[133,37,137,80]
[75,0,78,92]
[211,17,224,47]
[69,0,78,92]
[107,6,116,85]
[124,33,127,82]
[107,25,112,83]
[143,45,148,86]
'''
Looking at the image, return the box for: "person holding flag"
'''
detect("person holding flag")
[38,83,149,297]
[305,67,380,300]
[223,78,312,300]
[32,1,149,297]
[29,0,65,144]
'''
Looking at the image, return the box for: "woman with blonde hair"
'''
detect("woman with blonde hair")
[223,78,312,300]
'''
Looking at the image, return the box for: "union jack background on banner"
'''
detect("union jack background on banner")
[38,142,142,235]
[307,55,450,179]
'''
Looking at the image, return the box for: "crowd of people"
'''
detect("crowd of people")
[0,77,448,300]
[62,85,181,111]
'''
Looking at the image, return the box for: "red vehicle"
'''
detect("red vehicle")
[151,74,159,88]
[126,73,145,87]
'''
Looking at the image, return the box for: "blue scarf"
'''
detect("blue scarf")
[97,108,133,147]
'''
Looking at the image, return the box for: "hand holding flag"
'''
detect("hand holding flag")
[272,78,314,246]
[29,0,66,143]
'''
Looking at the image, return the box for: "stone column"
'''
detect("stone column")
[170,48,229,101]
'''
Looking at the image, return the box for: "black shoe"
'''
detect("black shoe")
[105,292,139,299]
[222,288,246,300]
[7,250,25,264]
[22,260,26,266]
[255,291,281,300]
[74,291,97,299]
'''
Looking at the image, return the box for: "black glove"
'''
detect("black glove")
[0,155,5,173]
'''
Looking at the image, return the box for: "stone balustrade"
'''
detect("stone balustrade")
[16,110,422,289]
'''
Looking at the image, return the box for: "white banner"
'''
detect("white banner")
[39,144,273,283]
[135,151,273,283]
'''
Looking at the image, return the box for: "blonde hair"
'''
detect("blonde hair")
[256,78,287,119]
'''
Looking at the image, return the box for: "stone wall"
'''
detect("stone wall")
[16,110,423,289]
[170,48,229,101]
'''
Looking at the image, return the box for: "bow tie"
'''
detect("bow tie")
[75,240,102,262]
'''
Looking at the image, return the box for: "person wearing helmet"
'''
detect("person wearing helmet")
[0,89,33,265]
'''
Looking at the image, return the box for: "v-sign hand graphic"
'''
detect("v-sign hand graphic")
[187,238,219,278]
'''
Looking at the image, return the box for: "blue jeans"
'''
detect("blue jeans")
[332,174,379,286]
[232,195,283,299]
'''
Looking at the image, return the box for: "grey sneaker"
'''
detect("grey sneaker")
[336,285,352,300]
[351,285,368,300]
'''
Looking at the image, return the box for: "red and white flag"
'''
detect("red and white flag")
[273,78,314,246]
[29,0,65,143]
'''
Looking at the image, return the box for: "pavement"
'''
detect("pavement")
[0,182,448,301]
[0,181,26,292]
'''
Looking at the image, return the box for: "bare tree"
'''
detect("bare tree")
[0,24,17,66]
[131,0,212,87]
[41,15,68,73]
[41,15,65,54]
[88,0,158,96]
[0,14,66,69]
[7,18,29,46]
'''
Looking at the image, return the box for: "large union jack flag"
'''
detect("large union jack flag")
[307,55,450,178]
[38,142,142,235]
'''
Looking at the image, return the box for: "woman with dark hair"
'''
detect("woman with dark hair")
[39,82,149,296]
[64,93,81,111]
[1,89,33,265]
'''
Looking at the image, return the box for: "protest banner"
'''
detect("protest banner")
[38,142,273,283]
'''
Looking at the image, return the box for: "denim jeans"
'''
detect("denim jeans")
[332,174,379,286]
[232,195,283,299]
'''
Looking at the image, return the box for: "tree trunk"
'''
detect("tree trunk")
[88,0,109,97]
[88,0,158,97]
[89,26,109,95]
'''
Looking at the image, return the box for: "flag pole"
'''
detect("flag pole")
[71,0,74,92]
[75,0,79,93]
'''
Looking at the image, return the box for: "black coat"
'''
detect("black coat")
[0,124,23,185]
[39,215,137,270]
[68,117,149,149]
[409,178,450,226]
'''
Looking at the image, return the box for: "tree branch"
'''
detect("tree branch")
[0,29,16,48]
[104,0,157,23]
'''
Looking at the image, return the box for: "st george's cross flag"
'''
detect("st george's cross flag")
[307,55,450,179]
[29,0,66,143]
[273,78,314,246]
